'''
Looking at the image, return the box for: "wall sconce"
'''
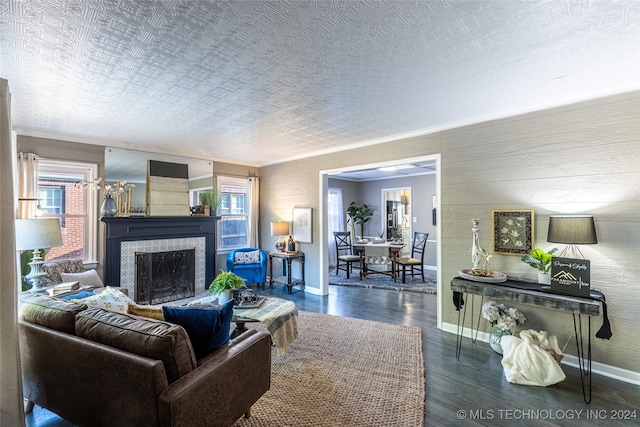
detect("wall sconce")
[15,218,64,290]
[270,221,290,252]
[547,215,598,259]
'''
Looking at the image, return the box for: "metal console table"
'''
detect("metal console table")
[451,277,601,404]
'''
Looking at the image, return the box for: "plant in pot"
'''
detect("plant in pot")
[208,269,246,305]
[199,190,223,215]
[346,201,374,241]
[521,248,558,284]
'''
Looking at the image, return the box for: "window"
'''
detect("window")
[217,176,248,250]
[37,159,98,264]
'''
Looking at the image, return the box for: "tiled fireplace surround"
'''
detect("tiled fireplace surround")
[101,216,218,303]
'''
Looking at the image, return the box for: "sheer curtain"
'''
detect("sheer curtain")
[327,187,344,267]
[1,79,26,426]
[17,152,39,219]
[247,176,260,248]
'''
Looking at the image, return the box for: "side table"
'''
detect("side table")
[269,252,305,294]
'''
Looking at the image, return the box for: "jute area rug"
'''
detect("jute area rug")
[233,311,425,427]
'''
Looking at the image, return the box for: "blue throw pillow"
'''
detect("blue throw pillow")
[162,301,234,359]
[59,291,95,301]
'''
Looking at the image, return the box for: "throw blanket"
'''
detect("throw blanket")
[501,330,566,386]
[235,298,298,355]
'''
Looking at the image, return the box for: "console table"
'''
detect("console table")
[451,276,601,404]
[269,252,305,294]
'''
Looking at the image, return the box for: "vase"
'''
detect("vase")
[470,218,482,270]
[489,328,512,355]
[217,289,233,305]
[100,194,117,217]
[538,272,551,285]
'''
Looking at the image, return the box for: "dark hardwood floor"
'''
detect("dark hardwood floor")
[26,284,639,427]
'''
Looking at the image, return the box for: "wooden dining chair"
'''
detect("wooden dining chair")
[333,231,360,279]
[396,232,429,283]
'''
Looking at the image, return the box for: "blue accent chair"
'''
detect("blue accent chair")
[226,248,268,289]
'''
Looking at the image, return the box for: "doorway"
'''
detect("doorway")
[319,154,442,327]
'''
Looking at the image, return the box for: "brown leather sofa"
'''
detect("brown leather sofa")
[19,295,271,427]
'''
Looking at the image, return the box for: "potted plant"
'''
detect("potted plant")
[208,269,246,305]
[347,202,374,240]
[521,248,558,284]
[199,189,223,215]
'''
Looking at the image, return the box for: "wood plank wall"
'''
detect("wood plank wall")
[259,90,640,374]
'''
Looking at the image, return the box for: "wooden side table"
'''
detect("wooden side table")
[269,252,305,294]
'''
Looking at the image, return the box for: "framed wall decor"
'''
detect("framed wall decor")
[492,210,534,255]
[293,207,312,243]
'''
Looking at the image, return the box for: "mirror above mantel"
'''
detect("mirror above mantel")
[104,147,214,213]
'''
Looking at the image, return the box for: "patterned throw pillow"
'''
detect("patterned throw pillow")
[235,250,260,265]
[71,286,133,314]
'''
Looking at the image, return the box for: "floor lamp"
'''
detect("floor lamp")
[15,218,63,291]
[547,215,598,259]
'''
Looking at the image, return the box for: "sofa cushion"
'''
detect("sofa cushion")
[71,286,133,314]
[75,308,197,383]
[19,295,87,335]
[162,301,234,359]
[234,250,260,265]
[60,269,104,288]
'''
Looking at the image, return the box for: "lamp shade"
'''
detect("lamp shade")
[270,221,289,236]
[547,215,597,244]
[15,218,64,251]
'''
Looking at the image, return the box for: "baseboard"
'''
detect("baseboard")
[441,321,640,386]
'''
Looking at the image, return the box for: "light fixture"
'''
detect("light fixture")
[547,215,598,259]
[270,222,289,252]
[15,218,64,291]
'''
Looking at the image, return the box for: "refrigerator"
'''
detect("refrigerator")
[386,201,403,240]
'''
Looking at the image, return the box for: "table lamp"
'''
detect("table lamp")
[271,221,289,252]
[547,215,597,259]
[15,218,64,290]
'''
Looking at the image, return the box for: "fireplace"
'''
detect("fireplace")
[135,249,196,305]
[101,216,218,303]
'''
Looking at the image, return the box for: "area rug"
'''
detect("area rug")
[233,311,425,427]
[329,269,437,294]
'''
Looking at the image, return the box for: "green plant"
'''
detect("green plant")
[520,248,558,273]
[199,189,222,213]
[347,202,374,238]
[208,269,246,295]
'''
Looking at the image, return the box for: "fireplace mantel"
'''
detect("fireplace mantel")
[101,216,218,288]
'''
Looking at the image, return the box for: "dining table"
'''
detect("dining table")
[352,241,405,282]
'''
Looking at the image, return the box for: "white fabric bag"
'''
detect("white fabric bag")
[501,330,566,386]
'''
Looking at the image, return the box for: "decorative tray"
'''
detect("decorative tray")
[234,296,266,309]
[459,269,507,283]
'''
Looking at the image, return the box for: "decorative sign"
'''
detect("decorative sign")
[550,257,591,296]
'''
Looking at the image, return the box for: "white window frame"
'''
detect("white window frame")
[38,159,99,265]
[217,176,249,251]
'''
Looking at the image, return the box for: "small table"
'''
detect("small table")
[269,252,305,294]
[352,243,404,282]
[451,276,602,404]
[232,297,298,354]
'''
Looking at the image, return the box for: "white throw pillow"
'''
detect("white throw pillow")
[72,286,133,314]
[60,270,104,288]
[235,250,260,265]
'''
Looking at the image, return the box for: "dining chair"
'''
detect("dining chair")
[333,231,360,279]
[396,232,429,283]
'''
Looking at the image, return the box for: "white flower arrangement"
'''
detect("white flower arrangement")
[482,300,526,331]
[77,178,135,197]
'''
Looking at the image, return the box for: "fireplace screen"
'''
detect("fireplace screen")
[135,249,196,305]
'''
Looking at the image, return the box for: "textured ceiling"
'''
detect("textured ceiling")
[1,0,639,167]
